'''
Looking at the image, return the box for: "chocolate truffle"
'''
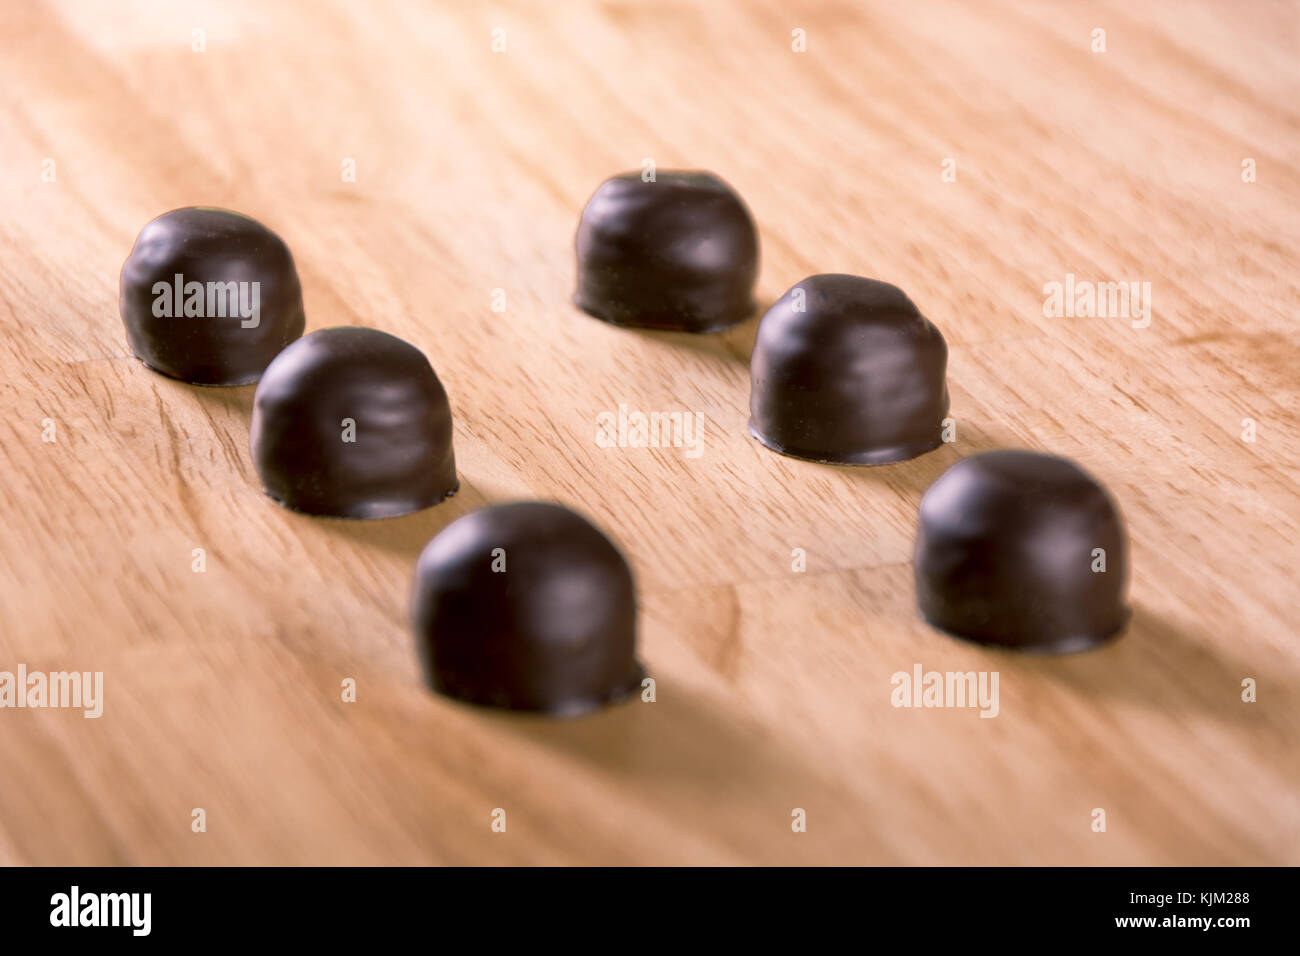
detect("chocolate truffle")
[412,502,644,716]
[574,170,759,332]
[250,327,458,519]
[749,274,949,465]
[914,450,1130,653]
[120,206,306,385]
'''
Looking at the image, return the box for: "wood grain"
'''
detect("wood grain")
[0,0,1296,865]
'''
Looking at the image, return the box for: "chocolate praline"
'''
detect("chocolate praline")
[250,327,458,519]
[412,502,645,716]
[574,170,759,332]
[120,206,305,385]
[914,450,1130,653]
[749,274,949,465]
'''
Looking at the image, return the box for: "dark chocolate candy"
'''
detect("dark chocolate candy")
[574,170,759,332]
[250,327,458,519]
[914,450,1130,653]
[412,502,644,716]
[120,207,306,385]
[749,274,949,465]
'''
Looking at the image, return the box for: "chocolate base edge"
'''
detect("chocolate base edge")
[132,354,263,388]
[747,421,944,466]
[261,480,460,521]
[916,605,1132,655]
[427,662,646,718]
[573,294,757,334]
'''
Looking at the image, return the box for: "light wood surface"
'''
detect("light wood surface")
[0,0,1296,865]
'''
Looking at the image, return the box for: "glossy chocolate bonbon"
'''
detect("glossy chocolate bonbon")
[120,206,306,385]
[412,502,645,716]
[749,274,949,465]
[575,170,759,333]
[914,450,1130,653]
[250,327,458,519]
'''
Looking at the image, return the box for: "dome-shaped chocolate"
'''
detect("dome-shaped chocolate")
[120,207,306,385]
[914,450,1130,653]
[574,170,759,332]
[412,502,644,716]
[749,274,949,465]
[250,327,458,518]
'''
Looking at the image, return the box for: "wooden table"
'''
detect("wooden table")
[1,0,1295,865]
